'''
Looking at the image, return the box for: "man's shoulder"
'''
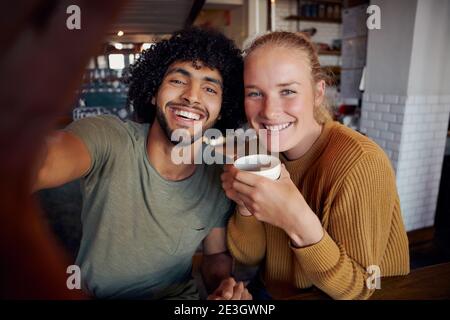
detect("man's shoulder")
[66,115,148,144]
[70,114,124,128]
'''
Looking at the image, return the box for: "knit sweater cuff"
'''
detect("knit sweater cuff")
[289,230,341,274]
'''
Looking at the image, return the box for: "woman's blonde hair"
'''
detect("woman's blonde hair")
[244,31,333,124]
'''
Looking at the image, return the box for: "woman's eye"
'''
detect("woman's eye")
[247,91,261,97]
[281,89,296,96]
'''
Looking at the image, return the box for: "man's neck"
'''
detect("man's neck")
[146,121,199,181]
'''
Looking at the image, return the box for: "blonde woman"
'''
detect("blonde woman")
[212,32,409,300]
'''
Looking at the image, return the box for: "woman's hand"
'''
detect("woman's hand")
[221,164,324,247]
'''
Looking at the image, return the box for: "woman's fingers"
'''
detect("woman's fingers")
[223,186,243,203]
[231,180,253,197]
[233,170,262,187]
[223,164,234,172]
[222,178,252,208]
[223,175,254,199]
[222,165,270,216]
[279,164,290,180]
[236,205,253,217]
[222,175,261,215]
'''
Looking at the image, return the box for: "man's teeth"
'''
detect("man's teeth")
[264,123,291,131]
[174,110,200,120]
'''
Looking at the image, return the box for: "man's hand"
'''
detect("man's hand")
[207,277,252,300]
[0,0,127,299]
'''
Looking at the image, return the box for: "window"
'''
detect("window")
[108,54,125,70]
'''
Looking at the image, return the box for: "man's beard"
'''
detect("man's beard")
[155,105,215,146]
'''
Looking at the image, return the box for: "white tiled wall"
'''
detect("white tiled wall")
[361,93,450,231]
[360,94,407,170]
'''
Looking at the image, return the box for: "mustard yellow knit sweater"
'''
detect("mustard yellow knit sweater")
[227,121,410,300]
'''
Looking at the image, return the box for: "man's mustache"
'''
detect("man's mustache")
[166,101,209,119]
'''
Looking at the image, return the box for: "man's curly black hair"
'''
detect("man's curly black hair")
[126,27,245,133]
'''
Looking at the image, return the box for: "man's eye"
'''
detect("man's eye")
[205,87,217,94]
[281,89,296,96]
[170,79,184,85]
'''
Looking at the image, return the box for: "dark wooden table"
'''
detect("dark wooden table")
[285,262,450,300]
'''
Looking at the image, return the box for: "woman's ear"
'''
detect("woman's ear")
[314,80,326,106]
[151,96,156,105]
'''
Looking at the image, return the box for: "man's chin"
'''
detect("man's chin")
[168,126,205,146]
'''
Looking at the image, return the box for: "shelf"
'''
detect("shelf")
[318,50,341,56]
[305,0,343,4]
[285,15,342,23]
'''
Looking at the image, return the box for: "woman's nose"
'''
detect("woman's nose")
[260,97,282,120]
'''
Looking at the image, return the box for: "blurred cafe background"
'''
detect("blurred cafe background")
[32,0,450,298]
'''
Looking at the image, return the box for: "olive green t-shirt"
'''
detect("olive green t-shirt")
[65,115,232,299]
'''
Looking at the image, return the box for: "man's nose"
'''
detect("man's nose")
[181,84,201,105]
[260,97,282,119]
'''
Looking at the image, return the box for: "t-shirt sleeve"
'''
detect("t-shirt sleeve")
[63,115,127,177]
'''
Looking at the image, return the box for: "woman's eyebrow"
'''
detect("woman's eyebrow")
[245,82,301,89]
[277,81,301,87]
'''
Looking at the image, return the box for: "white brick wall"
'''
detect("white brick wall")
[360,94,405,170]
[361,93,450,231]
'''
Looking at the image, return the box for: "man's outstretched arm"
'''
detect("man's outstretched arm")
[0,0,127,298]
[32,131,91,192]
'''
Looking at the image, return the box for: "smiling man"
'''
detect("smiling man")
[32,27,246,299]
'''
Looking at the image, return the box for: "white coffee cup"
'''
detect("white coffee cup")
[233,154,281,180]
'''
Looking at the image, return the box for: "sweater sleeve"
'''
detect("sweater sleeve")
[227,210,266,266]
[290,152,402,300]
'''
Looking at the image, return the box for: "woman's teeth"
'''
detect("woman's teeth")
[174,110,201,120]
[263,123,292,132]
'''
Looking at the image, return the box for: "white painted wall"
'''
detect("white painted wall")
[408,0,450,95]
[364,0,417,96]
[362,0,450,231]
